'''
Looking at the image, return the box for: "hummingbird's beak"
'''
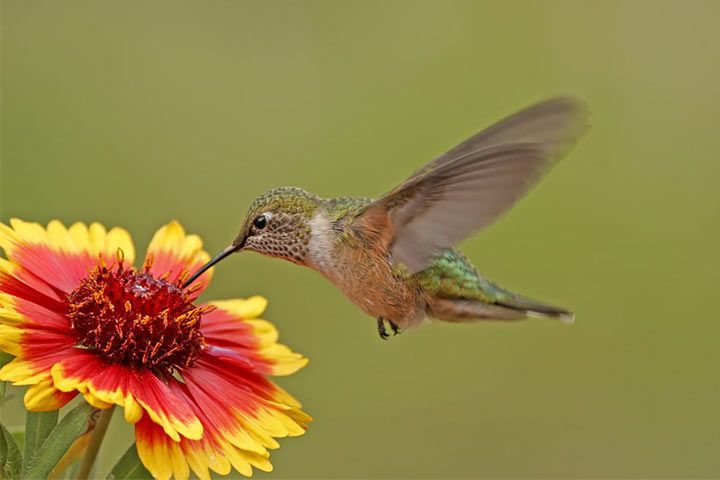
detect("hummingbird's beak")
[182,244,240,289]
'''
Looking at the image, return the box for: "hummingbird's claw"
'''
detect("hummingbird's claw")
[377,318,401,340]
[390,321,402,336]
[377,318,390,340]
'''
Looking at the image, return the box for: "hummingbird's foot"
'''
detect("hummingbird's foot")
[377,318,390,340]
[390,320,402,336]
[377,318,401,340]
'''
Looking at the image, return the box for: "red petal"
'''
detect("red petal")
[200,302,308,376]
[134,355,308,480]
[0,272,65,314]
[52,352,202,441]
[200,305,275,374]
[143,222,213,295]
[12,244,99,294]
[13,296,71,331]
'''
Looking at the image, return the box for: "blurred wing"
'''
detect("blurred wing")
[359,97,589,273]
[411,96,589,177]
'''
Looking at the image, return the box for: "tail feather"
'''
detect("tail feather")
[428,295,574,324]
[496,295,575,324]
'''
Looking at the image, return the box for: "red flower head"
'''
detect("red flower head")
[0,219,310,479]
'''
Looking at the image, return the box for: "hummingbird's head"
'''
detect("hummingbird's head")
[233,187,320,265]
[182,187,321,288]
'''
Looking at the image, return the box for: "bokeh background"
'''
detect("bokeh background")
[2,1,719,478]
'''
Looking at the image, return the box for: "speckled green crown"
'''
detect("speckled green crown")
[246,187,320,220]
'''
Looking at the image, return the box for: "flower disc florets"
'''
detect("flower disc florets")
[67,260,209,377]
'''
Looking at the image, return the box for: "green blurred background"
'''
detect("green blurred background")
[2,1,719,478]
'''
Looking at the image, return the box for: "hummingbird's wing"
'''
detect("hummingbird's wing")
[358,97,589,273]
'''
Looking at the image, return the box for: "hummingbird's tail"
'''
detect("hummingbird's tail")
[496,294,575,324]
[418,249,574,324]
[427,294,575,324]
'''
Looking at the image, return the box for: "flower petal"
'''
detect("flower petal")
[24,378,77,411]
[0,220,134,294]
[0,357,51,385]
[0,313,77,412]
[0,347,79,411]
[0,285,73,345]
[135,354,308,480]
[210,296,268,320]
[0,255,65,309]
[50,353,203,441]
[202,298,308,376]
[187,357,307,443]
[144,221,213,294]
[136,416,193,480]
[0,324,23,355]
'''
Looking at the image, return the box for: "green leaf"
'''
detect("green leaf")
[7,430,23,456]
[0,429,4,475]
[0,423,23,480]
[0,353,12,367]
[0,352,13,403]
[106,443,151,480]
[21,411,58,478]
[22,402,93,480]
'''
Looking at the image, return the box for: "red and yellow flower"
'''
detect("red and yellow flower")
[0,219,310,479]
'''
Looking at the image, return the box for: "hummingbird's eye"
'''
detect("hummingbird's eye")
[253,215,268,230]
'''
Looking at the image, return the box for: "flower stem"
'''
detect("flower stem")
[77,405,115,480]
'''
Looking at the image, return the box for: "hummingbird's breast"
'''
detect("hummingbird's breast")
[305,209,426,327]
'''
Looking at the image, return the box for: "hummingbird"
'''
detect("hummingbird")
[184,97,589,339]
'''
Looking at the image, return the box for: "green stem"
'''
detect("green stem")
[76,406,115,480]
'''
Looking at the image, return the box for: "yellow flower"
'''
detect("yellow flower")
[0,219,310,479]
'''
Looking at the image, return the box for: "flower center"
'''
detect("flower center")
[67,262,209,377]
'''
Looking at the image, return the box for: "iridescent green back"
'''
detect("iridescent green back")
[323,196,374,221]
[412,248,511,304]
